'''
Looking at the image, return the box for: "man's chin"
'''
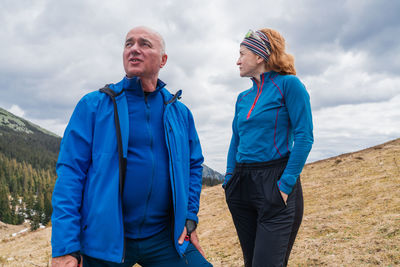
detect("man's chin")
[126,71,142,78]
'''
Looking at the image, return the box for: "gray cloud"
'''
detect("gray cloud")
[0,0,399,173]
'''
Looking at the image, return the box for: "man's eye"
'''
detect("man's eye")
[125,43,132,47]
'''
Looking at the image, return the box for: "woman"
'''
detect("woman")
[223,29,313,267]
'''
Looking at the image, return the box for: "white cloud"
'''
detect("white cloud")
[8,105,25,117]
[309,94,400,163]
[304,49,400,110]
[0,0,400,173]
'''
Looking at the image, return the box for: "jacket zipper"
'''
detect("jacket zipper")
[246,75,265,119]
[164,104,178,247]
[165,122,177,218]
[138,94,156,234]
[102,88,127,263]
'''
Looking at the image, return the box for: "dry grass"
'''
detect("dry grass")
[0,225,51,267]
[289,139,400,266]
[198,139,400,267]
[0,139,399,266]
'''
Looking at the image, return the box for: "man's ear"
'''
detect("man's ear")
[160,54,168,68]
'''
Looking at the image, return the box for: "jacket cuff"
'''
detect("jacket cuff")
[277,174,297,195]
[52,244,81,258]
[222,173,233,188]
[187,213,199,224]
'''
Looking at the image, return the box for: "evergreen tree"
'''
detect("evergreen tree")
[0,186,12,223]
[42,191,52,225]
[30,196,43,231]
[25,194,34,220]
[30,212,40,231]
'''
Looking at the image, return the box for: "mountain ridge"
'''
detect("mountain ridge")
[0,107,59,137]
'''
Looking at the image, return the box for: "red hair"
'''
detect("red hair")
[259,29,296,75]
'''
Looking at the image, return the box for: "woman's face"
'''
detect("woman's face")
[236,46,263,78]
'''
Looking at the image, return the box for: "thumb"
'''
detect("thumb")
[178,227,187,245]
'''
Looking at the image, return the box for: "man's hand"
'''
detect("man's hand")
[280,191,288,205]
[178,227,206,258]
[51,255,79,267]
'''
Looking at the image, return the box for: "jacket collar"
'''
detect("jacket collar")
[251,71,277,87]
[108,76,167,95]
[122,76,166,96]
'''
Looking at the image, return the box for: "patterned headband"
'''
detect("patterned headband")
[240,30,272,62]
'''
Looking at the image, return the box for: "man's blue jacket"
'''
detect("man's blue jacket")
[51,78,204,263]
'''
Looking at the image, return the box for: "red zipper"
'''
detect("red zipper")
[246,75,265,119]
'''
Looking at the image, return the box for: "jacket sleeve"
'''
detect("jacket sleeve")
[223,96,240,187]
[278,76,313,194]
[51,94,98,257]
[185,109,204,223]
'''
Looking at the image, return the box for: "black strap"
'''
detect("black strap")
[99,85,127,196]
[69,252,81,264]
[165,90,182,105]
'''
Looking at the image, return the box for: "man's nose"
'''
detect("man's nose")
[129,43,141,54]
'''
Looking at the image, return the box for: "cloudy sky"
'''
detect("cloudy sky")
[1,0,399,173]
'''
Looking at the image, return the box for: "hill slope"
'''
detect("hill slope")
[1,137,398,265]
[0,107,61,171]
[197,138,400,266]
[0,108,60,225]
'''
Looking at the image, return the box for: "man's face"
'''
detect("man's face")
[123,27,167,79]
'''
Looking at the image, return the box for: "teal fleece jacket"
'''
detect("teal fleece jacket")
[225,71,313,194]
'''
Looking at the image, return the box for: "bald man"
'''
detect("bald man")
[51,27,212,267]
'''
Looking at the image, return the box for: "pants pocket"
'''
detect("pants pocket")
[275,182,287,207]
[224,171,237,191]
[259,174,287,222]
[225,172,239,200]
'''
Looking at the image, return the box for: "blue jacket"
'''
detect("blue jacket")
[51,78,204,263]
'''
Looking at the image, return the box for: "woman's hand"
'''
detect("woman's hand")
[280,191,288,205]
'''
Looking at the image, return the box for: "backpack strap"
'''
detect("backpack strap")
[165,89,182,105]
[99,85,127,196]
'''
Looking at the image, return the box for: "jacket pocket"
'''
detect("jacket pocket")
[178,240,190,255]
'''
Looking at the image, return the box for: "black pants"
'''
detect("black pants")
[225,157,303,267]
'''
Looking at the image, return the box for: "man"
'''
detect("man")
[51,26,212,267]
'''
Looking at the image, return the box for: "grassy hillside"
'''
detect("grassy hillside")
[197,138,400,266]
[0,138,399,266]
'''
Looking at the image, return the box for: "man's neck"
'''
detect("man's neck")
[140,77,158,93]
